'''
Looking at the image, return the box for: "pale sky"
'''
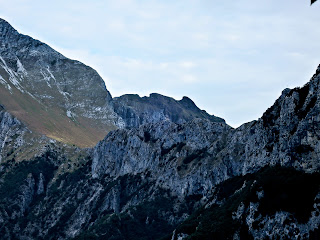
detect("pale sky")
[0,0,319,127]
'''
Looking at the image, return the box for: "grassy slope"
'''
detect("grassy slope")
[0,85,114,147]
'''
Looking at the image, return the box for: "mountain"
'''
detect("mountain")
[0,18,320,240]
[89,66,320,239]
[0,19,223,147]
[0,18,122,147]
[113,93,224,128]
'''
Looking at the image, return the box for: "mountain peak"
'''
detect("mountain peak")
[0,18,18,38]
[0,18,15,29]
[0,18,118,147]
[179,96,197,109]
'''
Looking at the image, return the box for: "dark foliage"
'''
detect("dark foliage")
[175,166,320,239]
[182,148,208,165]
[161,143,177,156]
[292,84,317,120]
[256,166,320,223]
[143,131,157,143]
[261,98,281,128]
[0,151,58,238]
[75,196,175,240]
[144,131,151,142]
[295,85,310,110]
[0,151,56,201]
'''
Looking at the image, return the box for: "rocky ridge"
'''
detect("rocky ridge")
[113,93,224,128]
[87,64,320,239]
[93,64,320,195]
[0,18,223,147]
[0,18,320,240]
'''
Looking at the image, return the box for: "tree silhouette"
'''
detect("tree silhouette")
[311,0,318,5]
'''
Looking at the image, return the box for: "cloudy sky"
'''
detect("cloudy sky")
[0,0,319,127]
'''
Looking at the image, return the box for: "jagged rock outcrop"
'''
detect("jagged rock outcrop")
[92,118,230,198]
[224,65,320,175]
[37,172,45,195]
[0,104,29,164]
[92,64,320,197]
[113,93,224,128]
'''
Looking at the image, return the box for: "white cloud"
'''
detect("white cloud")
[179,61,197,69]
[181,75,198,83]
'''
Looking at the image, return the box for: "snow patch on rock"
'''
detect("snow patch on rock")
[16,58,27,76]
[0,56,24,92]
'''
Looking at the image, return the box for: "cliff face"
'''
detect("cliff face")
[170,66,320,239]
[89,65,320,239]
[92,119,230,196]
[0,104,28,164]
[94,65,320,193]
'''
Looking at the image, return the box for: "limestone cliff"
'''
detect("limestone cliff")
[1,18,320,240]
